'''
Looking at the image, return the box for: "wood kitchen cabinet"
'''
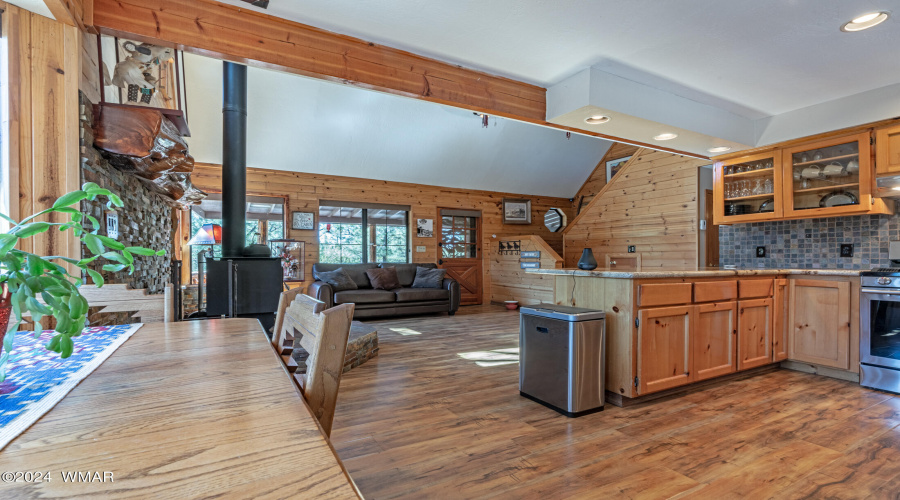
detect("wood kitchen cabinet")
[876,124,900,175]
[782,132,890,219]
[788,279,851,370]
[772,279,789,361]
[693,301,737,381]
[713,131,892,225]
[713,151,783,224]
[738,298,773,370]
[638,306,693,394]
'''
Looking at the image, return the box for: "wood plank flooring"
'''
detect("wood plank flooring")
[330,305,900,499]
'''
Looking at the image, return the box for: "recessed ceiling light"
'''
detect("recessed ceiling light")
[708,146,732,153]
[584,115,610,125]
[842,11,889,31]
[653,133,678,141]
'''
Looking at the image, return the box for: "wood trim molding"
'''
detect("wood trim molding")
[89,0,546,121]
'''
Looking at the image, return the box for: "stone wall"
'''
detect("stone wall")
[79,93,174,325]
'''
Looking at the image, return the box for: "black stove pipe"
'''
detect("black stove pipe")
[222,62,247,258]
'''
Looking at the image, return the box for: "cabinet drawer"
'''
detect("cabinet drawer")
[739,279,774,298]
[638,283,692,307]
[693,281,737,303]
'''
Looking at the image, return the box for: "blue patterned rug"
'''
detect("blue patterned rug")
[0,324,142,450]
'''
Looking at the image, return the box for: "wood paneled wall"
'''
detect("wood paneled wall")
[572,143,639,214]
[4,4,82,264]
[190,164,572,304]
[487,235,562,305]
[563,149,708,269]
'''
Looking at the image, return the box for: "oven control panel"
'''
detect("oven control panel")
[863,276,900,288]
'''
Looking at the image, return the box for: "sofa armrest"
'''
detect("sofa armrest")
[443,278,460,315]
[308,281,334,309]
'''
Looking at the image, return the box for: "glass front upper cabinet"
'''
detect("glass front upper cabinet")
[714,151,783,223]
[782,132,873,218]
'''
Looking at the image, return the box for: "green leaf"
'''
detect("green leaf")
[108,194,123,207]
[52,190,88,209]
[155,249,166,256]
[83,234,104,255]
[46,333,63,352]
[59,335,74,358]
[68,293,87,318]
[101,252,129,265]
[81,182,100,192]
[26,255,44,276]
[55,315,72,336]
[125,246,157,256]
[0,234,18,256]
[102,264,127,272]
[26,296,51,315]
[97,235,124,250]
[86,268,104,287]
[13,222,50,238]
[77,255,100,267]
[85,215,100,232]
[87,187,111,197]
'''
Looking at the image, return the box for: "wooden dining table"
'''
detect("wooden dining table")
[0,318,360,499]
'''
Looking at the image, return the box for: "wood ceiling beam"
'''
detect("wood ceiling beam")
[89,0,546,121]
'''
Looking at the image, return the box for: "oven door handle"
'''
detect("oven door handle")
[861,288,900,295]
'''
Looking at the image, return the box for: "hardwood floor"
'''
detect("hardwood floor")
[330,305,900,499]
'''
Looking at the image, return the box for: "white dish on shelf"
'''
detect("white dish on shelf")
[846,160,859,174]
[822,163,844,177]
[801,165,822,179]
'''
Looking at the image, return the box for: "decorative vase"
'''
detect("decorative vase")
[0,284,11,360]
[577,248,598,270]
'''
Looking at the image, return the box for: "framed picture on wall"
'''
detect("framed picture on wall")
[502,198,531,224]
[291,211,315,230]
[606,156,632,181]
[416,219,434,237]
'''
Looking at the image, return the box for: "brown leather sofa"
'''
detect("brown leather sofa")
[308,263,460,319]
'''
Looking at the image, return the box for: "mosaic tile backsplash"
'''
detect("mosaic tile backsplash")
[719,210,900,269]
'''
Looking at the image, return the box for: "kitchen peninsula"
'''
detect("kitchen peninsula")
[529,268,860,405]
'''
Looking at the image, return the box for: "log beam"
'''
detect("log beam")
[89,0,546,121]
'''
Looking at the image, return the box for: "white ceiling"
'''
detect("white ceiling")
[183,53,613,198]
[216,0,900,153]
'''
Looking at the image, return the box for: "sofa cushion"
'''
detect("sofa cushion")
[314,263,378,288]
[366,267,401,290]
[381,263,437,287]
[313,268,357,292]
[334,289,397,304]
[394,287,450,302]
[412,267,447,288]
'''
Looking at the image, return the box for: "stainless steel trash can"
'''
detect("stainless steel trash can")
[519,304,605,417]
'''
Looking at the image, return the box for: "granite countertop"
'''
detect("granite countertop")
[525,267,862,279]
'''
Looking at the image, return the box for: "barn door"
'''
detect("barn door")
[437,210,482,305]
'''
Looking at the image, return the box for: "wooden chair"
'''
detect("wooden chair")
[278,294,354,436]
[272,287,305,372]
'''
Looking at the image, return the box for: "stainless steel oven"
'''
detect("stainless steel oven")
[860,271,900,393]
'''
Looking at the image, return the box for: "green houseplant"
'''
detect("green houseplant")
[0,182,164,381]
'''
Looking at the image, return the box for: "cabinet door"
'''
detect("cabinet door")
[789,279,851,370]
[876,124,900,175]
[693,302,737,381]
[772,279,789,361]
[738,298,773,370]
[638,306,693,394]
[713,151,782,225]
[782,132,874,218]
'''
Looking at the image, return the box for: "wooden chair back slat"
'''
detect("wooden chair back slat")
[279,294,354,436]
[272,287,305,351]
